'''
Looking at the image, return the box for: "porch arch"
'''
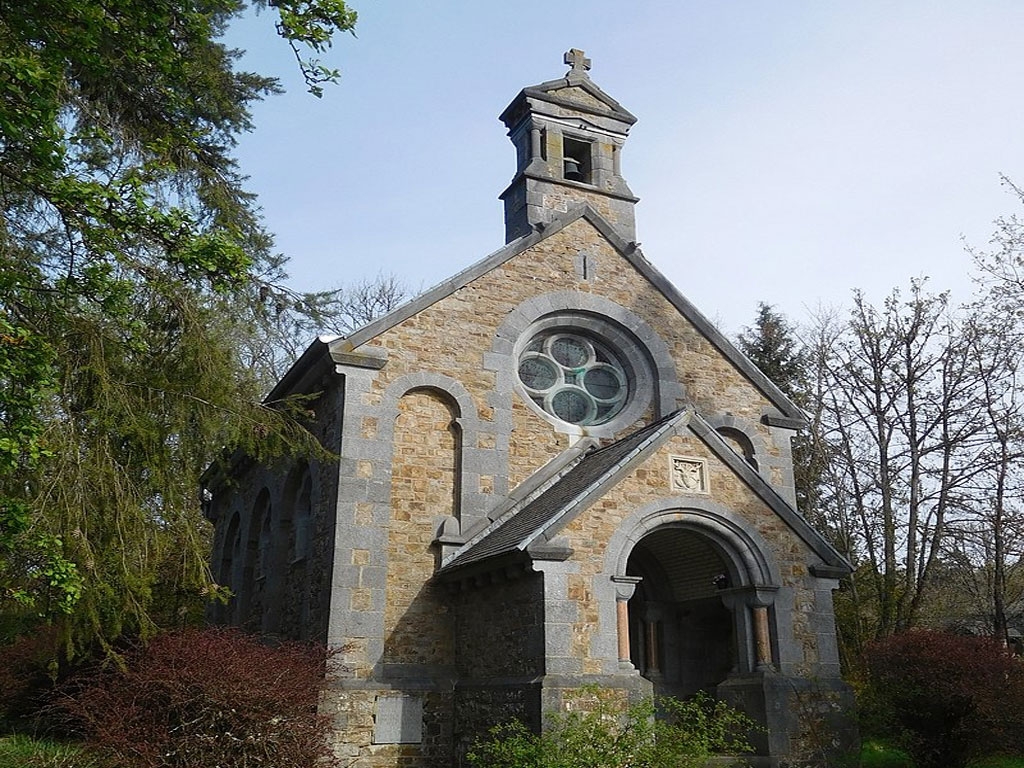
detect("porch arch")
[604,498,782,697]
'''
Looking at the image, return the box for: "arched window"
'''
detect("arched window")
[271,465,313,639]
[240,489,270,629]
[257,508,272,579]
[716,426,758,471]
[292,473,312,564]
[219,511,240,625]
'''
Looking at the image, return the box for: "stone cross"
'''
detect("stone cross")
[564,48,591,73]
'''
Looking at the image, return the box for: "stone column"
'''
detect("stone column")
[644,604,663,679]
[611,576,642,668]
[530,127,542,161]
[719,585,779,675]
[749,588,778,672]
[752,606,772,671]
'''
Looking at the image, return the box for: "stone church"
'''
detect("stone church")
[205,50,858,767]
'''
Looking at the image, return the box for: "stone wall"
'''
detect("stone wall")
[360,218,790,496]
[451,572,546,761]
[206,380,341,643]
[384,390,457,667]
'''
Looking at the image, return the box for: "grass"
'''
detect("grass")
[0,734,102,768]
[860,739,914,768]
[859,739,1024,768]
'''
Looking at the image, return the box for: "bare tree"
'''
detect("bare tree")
[809,285,991,638]
[239,271,410,385]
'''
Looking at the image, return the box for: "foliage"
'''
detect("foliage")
[800,277,1024,658]
[267,0,358,97]
[737,302,829,529]
[735,188,1024,662]
[54,627,338,768]
[738,302,807,403]
[862,630,1024,768]
[860,739,914,768]
[0,0,354,656]
[0,734,103,768]
[0,624,60,727]
[466,687,755,768]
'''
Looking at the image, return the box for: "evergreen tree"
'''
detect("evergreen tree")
[0,0,355,654]
[737,303,825,522]
[737,302,806,403]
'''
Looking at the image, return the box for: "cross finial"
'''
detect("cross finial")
[564,48,591,74]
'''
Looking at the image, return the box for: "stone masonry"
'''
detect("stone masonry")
[206,50,859,768]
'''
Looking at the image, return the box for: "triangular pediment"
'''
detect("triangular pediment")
[541,84,609,112]
[324,204,805,424]
[440,410,692,572]
[438,410,849,578]
[524,74,636,122]
[500,72,637,127]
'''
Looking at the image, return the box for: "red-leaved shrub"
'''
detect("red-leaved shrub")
[0,624,60,727]
[863,630,1024,768]
[56,627,339,768]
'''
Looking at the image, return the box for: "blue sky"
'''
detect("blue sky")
[226,2,1024,335]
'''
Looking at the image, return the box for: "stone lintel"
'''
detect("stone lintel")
[762,414,805,430]
[332,348,388,370]
[809,563,849,580]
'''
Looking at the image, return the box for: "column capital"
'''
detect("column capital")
[719,584,779,610]
[611,575,642,601]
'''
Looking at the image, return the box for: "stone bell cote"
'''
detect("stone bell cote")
[499,49,639,244]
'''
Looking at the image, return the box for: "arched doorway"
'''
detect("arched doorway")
[626,526,736,700]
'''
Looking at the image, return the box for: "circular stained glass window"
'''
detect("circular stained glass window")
[517,331,629,426]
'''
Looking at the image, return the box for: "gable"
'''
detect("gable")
[442,410,690,571]
[440,410,848,578]
[329,205,803,426]
[543,85,611,112]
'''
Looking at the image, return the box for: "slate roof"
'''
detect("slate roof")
[438,407,852,577]
[441,410,690,572]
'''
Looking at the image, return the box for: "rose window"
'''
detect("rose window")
[517,331,630,426]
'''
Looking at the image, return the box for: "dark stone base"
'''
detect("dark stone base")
[717,672,860,767]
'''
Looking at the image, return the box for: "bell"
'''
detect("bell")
[563,156,584,181]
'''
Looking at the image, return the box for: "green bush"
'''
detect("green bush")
[467,687,755,768]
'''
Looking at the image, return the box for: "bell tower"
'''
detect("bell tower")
[499,49,639,243]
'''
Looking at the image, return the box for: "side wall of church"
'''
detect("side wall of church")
[206,381,342,643]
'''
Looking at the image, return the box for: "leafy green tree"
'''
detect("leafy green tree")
[0,0,355,654]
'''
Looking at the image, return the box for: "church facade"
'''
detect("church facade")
[205,51,858,767]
